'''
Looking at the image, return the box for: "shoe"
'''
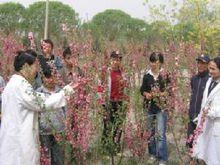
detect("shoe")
[148,155,156,163]
[158,160,167,165]
[116,152,122,157]
[149,155,156,160]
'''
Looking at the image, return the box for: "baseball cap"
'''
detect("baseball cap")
[110,51,122,59]
[196,54,210,63]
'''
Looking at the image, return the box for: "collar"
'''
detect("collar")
[110,68,121,73]
[198,70,209,77]
[147,69,163,80]
[44,54,54,61]
[213,77,220,84]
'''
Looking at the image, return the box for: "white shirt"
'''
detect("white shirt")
[0,74,72,165]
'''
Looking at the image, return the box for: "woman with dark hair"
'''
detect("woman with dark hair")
[0,51,76,165]
[140,52,169,165]
[192,57,220,164]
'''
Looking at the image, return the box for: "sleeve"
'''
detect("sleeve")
[140,74,151,96]
[44,90,67,109]
[207,94,220,119]
[190,77,194,91]
[19,83,45,111]
[19,81,73,112]
[189,77,194,104]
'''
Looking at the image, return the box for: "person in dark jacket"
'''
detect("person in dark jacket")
[140,52,170,165]
[38,39,62,72]
[187,54,210,148]
[59,47,83,85]
[34,39,62,89]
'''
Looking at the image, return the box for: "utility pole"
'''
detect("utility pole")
[44,0,49,39]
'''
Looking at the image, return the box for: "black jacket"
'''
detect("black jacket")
[38,54,62,72]
[33,54,62,89]
[189,71,209,120]
[140,70,169,114]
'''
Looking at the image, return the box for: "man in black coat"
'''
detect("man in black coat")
[33,39,62,89]
[187,55,210,148]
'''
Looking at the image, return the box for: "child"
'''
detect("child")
[36,66,65,165]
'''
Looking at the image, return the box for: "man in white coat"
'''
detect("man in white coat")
[0,51,76,165]
[193,57,220,165]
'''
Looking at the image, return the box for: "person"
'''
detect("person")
[0,51,76,165]
[187,55,210,148]
[192,57,220,165]
[38,39,62,71]
[36,66,65,165]
[59,46,84,165]
[59,47,83,85]
[35,39,62,89]
[101,51,127,155]
[140,52,169,165]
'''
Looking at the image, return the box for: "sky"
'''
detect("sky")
[0,0,179,21]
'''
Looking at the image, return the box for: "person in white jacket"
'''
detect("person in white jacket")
[0,51,76,165]
[192,56,220,165]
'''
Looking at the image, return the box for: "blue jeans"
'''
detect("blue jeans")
[147,110,168,161]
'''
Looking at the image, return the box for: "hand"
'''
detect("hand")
[193,117,198,124]
[144,92,152,100]
[70,82,80,89]
[103,110,110,121]
[160,91,168,97]
[63,84,75,95]
[70,58,78,67]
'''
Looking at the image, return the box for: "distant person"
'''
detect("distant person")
[39,39,62,71]
[59,47,83,85]
[35,39,62,89]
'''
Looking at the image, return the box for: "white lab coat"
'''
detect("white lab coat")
[0,74,71,165]
[193,78,220,165]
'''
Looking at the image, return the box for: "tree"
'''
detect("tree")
[176,0,219,54]
[125,18,151,42]
[144,0,220,54]
[148,21,173,49]
[25,1,79,44]
[0,2,25,35]
[88,9,149,42]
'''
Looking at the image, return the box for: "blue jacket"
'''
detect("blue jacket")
[189,71,209,120]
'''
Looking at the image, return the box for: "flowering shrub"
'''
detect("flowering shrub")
[0,31,203,164]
